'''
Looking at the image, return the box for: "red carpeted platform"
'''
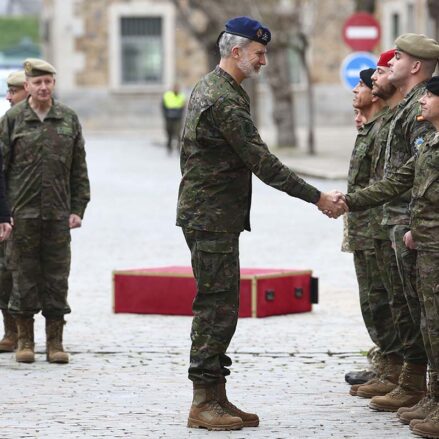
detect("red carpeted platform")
[113,266,318,318]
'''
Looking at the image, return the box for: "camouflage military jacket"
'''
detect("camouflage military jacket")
[382,81,434,226]
[176,66,320,233]
[368,107,395,240]
[346,131,439,251]
[346,108,386,250]
[0,99,90,220]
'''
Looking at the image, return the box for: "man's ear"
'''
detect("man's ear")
[231,46,241,59]
[411,60,421,74]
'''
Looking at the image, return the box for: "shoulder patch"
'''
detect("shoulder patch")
[414,137,425,150]
[416,114,425,122]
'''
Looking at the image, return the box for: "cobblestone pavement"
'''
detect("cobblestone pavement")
[0,133,416,438]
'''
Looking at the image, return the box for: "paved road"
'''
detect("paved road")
[0,133,416,438]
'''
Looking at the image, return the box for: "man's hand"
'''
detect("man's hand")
[316,191,348,219]
[403,230,416,250]
[69,214,82,229]
[0,222,12,241]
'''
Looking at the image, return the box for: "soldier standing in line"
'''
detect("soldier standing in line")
[0,58,90,364]
[177,16,346,431]
[350,51,407,399]
[362,34,439,413]
[343,75,439,439]
[344,66,405,393]
[0,70,29,353]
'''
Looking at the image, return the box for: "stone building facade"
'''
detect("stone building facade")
[42,0,428,131]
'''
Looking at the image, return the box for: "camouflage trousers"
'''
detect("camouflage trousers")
[183,228,240,385]
[0,242,12,310]
[6,218,72,319]
[389,225,427,364]
[417,251,439,371]
[353,249,402,357]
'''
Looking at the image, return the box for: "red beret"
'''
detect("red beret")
[377,49,395,67]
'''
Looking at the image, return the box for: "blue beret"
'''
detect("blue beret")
[217,16,271,46]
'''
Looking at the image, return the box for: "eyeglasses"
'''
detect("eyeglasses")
[6,88,22,95]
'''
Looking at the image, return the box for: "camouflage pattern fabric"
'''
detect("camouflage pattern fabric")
[382,81,435,226]
[389,224,426,363]
[346,131,439,364]
[0,98,90,220]
[6,219,71,318]
[347,108,386,250]
[368,107,395,240]
[417,251,439,371]
[0,98,89,317]
[354,249,403,356]
[176,66,320,233]
[346,131,439,251]
[183,228,240,385]
[373,238,405,356]
[0,243,12,310]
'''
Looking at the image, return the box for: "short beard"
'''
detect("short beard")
[237,54,260,79]
[373,83,397,100]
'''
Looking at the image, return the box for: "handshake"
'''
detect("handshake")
[316,190,348,219]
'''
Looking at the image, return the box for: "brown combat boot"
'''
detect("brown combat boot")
[398,371,439,425]
[356,354,402,398]
[15,316,35,363]
[411,405,439,438]
[0,310,17,352]
[187,383,243,430]
[350,350,388,396]
[216,380,259,427]
[369,362,426,412]
[46,319,69,363]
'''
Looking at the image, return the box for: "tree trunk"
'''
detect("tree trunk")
[265,46,297,148]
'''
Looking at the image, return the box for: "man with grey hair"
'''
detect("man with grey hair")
[177,16,346,431]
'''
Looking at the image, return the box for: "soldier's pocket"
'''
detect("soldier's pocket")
[433,283,439,315]
[195,240,237,293]
[5,238,19,271]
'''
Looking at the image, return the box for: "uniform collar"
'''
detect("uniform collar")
[364,106,387,127]
[214,66,250,102]
[401,80,427,106]
[23,97,63,122]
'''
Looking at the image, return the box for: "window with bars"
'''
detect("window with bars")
[120,16,163,84]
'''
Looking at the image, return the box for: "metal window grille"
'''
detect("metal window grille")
[120,17,163,84]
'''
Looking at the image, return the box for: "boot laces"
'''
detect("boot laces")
[426,405,439,422]
[223,400,245,416]
[207,400,228,417]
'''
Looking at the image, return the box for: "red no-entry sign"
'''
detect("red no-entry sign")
[343,12,381,52]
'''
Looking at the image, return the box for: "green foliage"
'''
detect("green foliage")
[0,17,40,51]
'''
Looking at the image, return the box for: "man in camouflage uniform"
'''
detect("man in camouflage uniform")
[357,34,438,413]
[0,70,28,353]
[177,16,346,431]
[345,75,439,439]
[350,51,407,399]
[0,58,90,364]
[346,65,405,398]
[5,71,28,107]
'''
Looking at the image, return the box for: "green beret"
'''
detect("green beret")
[7,71,25,87]
[395,33,439,59]
[23,58,56,77]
